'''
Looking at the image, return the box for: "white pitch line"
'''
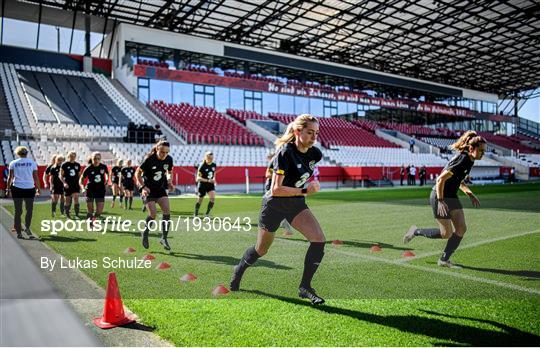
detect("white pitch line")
[271,233,540,296]
[395,229,540,263]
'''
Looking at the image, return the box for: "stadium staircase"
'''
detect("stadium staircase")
[0,81,15,134]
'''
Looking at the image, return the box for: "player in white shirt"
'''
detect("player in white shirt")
[6,146,40,239]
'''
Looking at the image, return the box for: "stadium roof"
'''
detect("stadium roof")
[8,0,540,95]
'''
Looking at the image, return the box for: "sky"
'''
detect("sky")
[1,18,538,124]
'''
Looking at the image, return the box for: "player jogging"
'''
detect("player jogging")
[194,151,217,217]
[403,131,487,268]
[60,151,82,219]
[120,159,136,210]
[80,152,109,224]
[135,140,174,250]
[230,114,326,305]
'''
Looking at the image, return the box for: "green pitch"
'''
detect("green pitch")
[9,183,540,346]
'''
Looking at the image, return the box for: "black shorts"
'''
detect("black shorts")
[122,181,134,191]
[64,182,80,196]
[430,190,463,219]
[86,187,105,202]
[52,183,64,195]
[258,196,308,233]
[112,178,119,185]
[197,183,215,197]
[11,186,36,199]
[145,187,168,202]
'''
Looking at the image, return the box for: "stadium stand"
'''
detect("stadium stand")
[512,133,540,146]
[0,74,16,132]
[268,113,399,148]
[17,68,131,126]
[28,140,92,165]
[479,131,539,154]
[110,143,332,167]
[323,146,448,167]
[148,101,264,145]
[226,109,270,124]
[420,137,456,150]
[0,63,155,143]
[137,59,169,69]
[501,154,540,168]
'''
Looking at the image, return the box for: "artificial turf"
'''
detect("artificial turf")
[6,183,540,346]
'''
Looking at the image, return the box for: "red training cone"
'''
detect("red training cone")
[402,250,416,258]
[156,262,171,270]
[93,272,135,329]
[212,285,230,296]
[180,273,197,282]
[124,247,136,254]
[143,254,155,261]
[370,245,382,252]
[332,239,343,246]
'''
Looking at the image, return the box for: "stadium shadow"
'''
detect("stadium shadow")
[152,251,293,270]
[457,264,540,280]
[311,184,540,213]
[243,289,540,346]
[278,236,410,251]
[41,235,97,242]
[170,210,202,217]
[419,310,540,345]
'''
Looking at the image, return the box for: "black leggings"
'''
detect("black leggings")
[11,186,36,234]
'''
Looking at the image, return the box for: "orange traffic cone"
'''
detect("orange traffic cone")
[93,272,135,329]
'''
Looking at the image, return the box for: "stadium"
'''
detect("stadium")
[0,0,539,346]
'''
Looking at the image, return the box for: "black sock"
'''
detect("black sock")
[234,246,261,276]
[60,201,65,214]
[162,214,171,239]
[414,228,442,239]
[65,204,71,215]
[120,195,124,203]
[300,242,325,289]
[52,201,57,214]
[129,197,133,209]
[74,204,80,215]
[441,234,463,261]
[112,195,117,202]
[144,216,153,235]
[194,202,201,215]
[86,212,92,220]
[206,201,214,215]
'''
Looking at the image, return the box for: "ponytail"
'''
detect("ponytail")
[451,130,486,152]
[274,114,318,149]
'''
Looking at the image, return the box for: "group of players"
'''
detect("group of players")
[42,143,218,251]
[43,153,137,220]
[41,115,488,306]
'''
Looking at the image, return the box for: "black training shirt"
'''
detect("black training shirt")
[441,151,474,197]
[139,154,174,189]
[120,167,135,183]
[198,162,217,181]
[273,142,322,189]
[61,161,81,185]
[265,161,274,192]
[111,166,122,181]
[49,164,63,187]
[82,163,108,192]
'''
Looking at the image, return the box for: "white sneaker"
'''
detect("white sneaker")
[437,259,462,269]
[403,225,417,244]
